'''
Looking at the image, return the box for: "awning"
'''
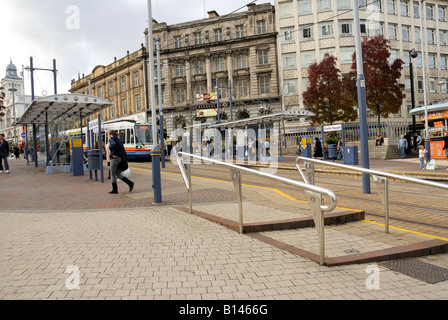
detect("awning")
[409,100,448,116]
[17,94,114,125]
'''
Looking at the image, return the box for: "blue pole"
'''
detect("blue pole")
[30,57,38,168]
[98,115,104,183]
[354,0,371,194]
[156,38,165,168]
[229,79,233,121]
[216,78,220,123]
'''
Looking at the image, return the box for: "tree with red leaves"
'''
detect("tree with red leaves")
[346,35,405,128]
[303,54,357,126]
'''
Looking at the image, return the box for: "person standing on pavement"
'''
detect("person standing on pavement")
[418,145,428,169]
[443,132,448,170]
[108,130,135,194]
[398,135,408,159]
[0,134,10,173]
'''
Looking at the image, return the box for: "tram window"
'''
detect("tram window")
[126,129,131,144]
[119,130,125,142]
[130,129,135,145]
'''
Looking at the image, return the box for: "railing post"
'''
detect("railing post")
[230,169,244,234]
[187,162,192,214]
[372,175,389,234]
[306,190,325,266]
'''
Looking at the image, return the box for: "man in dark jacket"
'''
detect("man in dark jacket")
[107,130,134,194]
[0,134,10,173]
[443,132,448,170]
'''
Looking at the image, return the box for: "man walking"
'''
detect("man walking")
[0,134,10,173]
[398,134,408,159]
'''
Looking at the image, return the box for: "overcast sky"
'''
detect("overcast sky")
[0,0,272,96]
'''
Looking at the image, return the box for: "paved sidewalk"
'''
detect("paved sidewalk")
[0,158,447,302]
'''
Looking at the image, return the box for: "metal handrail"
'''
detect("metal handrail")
[177,152,338,265]
[295,156,448,234]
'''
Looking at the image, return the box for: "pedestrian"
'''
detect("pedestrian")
[415,133,422,147]
[166,136,172,156]
[404,132,411,153]
[375,132,384,146]
[443,132,448,170]
[398,134,408,159]
[0,134,10,173]
[13,145,20,159]
[313,137,323,158]
[418,145,428,169]
[108,130,135,194]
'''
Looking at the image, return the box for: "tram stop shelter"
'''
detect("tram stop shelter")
[182,109,315,162]
[17,94,113,174]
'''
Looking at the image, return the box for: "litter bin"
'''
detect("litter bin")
[87,149,101,170]
[343,146,358,165]
[327,144,338,159]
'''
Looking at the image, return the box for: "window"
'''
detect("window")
[257,50,269,65]
[282,53,297,70]
[134,71,140,87]
[174,63,184,77]
[279,1,293,18]
[257,20,266,34]
[122,99,127,115]
[320,48,335,60]
[402,25,411,41]
[413,1,420,17]
[236,25,245,38]
[135,94,141,111]
[98,86,103,99]
[281,27,295,43]
[388,23,398,40]
[337,0,351,10]
[429,77,437,93]
[300,26,313,40]
[319,21,334,38]
[400,1,409,16]
[340,47,355,64]
[339,20,353,37]
[110,105,115,119]
[121,77,126,92]
[414,26,421,42]
[416,51,422,68]
[298,0,312,15]
[417,76,423,91]
[216,57,225,71]
[108,82,114,96]
[439,6,447,21]
[387,0,396,14]
[284,79,298,96]
[428,53,436,69]
[372,22,384,36]
[317,0,331,12]
[194,60,204,74]
[302,77,310,92]
[402,50,411,66]
[218,80,228,99]
[390,49,399,64]
[195,84,205,96]
[427,28,435,44]
[174,36,182,49]
[426,4,434,20]
[441,55,448,70]
[440,30,447,45]
[194,32,202,45]
[236,54,247,68]
[176,87,185,103]
[214,29,222,42]
[237,80,249,97]
[301,50,315,68]
[155,88,164,105]
[259,76,270,94]
[360,21,369,36]
[441,78,447,93]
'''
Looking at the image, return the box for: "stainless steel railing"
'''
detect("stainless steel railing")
[176,152,338,265]
[295,156,448,234]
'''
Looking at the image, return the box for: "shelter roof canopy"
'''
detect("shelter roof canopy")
[17,94,113,125]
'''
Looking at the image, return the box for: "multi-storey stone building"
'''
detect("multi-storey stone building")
[275,0,448,132]
[148,3,280,133]
[70,45,149,125]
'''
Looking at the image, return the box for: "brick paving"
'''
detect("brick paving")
[0,158,447,302]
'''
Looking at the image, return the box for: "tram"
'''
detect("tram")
[65,120,153,160]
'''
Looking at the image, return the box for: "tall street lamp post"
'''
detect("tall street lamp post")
[8,83,17,146]
[409,49,418,149]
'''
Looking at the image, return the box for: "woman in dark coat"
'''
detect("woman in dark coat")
[313,137,323,158]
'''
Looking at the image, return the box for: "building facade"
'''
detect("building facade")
[148,3,280,134]
[275,0,448,133]
[70,45,149,125]
[0,60,31,145]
